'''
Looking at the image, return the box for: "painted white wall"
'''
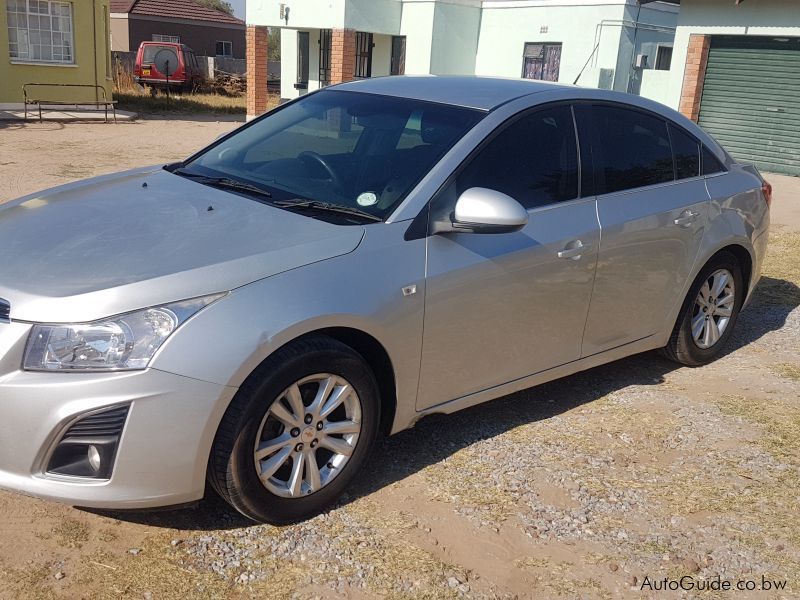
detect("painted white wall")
[430,2,482,75]
[372,33,393,77]
[280,27,299,99]
[248,0,344,29]
[399,2,436,74]
[638,68,671,104]
[666,0,800,110]
[345,0,402,34]
[279,28,326,99]
[247,0,403,33]
[475,2,628,84]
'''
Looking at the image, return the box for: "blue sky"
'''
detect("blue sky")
[230,0,246,18]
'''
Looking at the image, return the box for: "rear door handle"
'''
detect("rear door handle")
[558,240,589,260]
[674,210,699,228]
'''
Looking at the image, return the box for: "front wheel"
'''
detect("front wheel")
[661,251,744,366]
[208,337,380,524]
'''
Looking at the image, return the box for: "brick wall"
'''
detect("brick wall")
[330,28,356,85]
[246,25,268,119]
[679,34,711,122]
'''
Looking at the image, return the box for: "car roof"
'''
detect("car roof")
[332,76,569,111]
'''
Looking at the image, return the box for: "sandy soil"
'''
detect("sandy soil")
[0,118,798,599]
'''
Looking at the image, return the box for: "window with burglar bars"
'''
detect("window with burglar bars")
[152,34,179,43]
[522,42,562,82]
[319,29,332,87]
[355,31,373,78]
[7,0,74,63]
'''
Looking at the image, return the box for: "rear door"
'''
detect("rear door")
[578,103,710,355]
[417,104,600,410]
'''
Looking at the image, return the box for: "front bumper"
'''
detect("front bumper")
[0,322,237,508]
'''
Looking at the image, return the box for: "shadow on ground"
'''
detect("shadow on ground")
[87,276,799,531]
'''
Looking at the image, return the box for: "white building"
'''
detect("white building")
[244,0,800,176]
[244,0,678,108]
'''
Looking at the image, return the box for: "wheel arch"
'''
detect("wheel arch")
[232,326,398,438]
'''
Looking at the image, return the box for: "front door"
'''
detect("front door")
[416,104,600,410]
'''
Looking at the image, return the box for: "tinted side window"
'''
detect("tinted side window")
[669,124,700,180]
[457,106,579,209]
[702,146,726,175]
[592,105,674,194]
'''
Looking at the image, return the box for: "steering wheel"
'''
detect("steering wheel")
[297,151,345,190]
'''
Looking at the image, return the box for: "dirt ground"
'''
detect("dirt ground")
[0,117,799,600]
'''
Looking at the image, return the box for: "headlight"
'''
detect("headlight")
[23,294,225,372]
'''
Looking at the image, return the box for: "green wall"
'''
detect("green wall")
[0,0,112,104]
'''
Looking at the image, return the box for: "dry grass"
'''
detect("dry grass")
[113,90,247,115]
[52,517,90,548]
[755,231,800,305]
[772,363,800,381]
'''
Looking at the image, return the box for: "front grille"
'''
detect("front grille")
[0,298,9,322]
[64,405,129,439]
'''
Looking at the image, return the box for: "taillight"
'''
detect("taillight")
[762,180,773,209]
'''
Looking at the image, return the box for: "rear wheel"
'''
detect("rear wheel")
[662,251,744,366]
[208,337,380,524]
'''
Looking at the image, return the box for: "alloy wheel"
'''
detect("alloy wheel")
[253,374,362,498]
[691,268,736,349]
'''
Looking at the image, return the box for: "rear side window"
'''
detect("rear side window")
[702,146,726,175]
[591,105,674,194]
[669,124,700,180]
[457,105,579,209]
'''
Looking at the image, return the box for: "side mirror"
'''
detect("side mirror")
[450,187,528,234]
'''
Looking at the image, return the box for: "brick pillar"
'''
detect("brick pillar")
[678,34,711,122]
[246,25,268,120]
[330,28,356,84]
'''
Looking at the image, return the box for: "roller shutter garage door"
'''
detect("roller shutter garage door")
[698,36,800,176]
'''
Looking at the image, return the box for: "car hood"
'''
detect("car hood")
[0,167,365,323]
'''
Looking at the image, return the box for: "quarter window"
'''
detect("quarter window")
[669,124,700,180]
[702,146,726,175]
[7,0,74,63]
[458,106,579,209]
[590,105,674,194]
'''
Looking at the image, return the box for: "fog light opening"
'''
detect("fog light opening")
[87,445,101,472]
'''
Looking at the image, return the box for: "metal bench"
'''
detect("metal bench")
[23,83,118,124]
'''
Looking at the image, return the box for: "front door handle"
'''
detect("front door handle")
[674,210,699,228]
[558,240,589,260]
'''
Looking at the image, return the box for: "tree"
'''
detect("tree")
[194,0,234,16]
[267,27,281,61]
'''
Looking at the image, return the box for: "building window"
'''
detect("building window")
[391,35,405,76]
[297,31,309,85]
[216,40,232,57]
[152,34,179,43]
[522,42,562,82]
[655,45,673,70]
[7,0,74,63]
[355,31,373,79]
[319,28,332,87]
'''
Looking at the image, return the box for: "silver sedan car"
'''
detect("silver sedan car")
[0,77,770,523]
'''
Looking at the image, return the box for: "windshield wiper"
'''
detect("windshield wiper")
[272,199,382,223]
[171,168,273,199]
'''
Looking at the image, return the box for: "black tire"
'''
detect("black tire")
[661,251,744,366]
[207,336,380,524]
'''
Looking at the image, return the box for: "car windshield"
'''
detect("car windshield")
[181,90,485,221]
